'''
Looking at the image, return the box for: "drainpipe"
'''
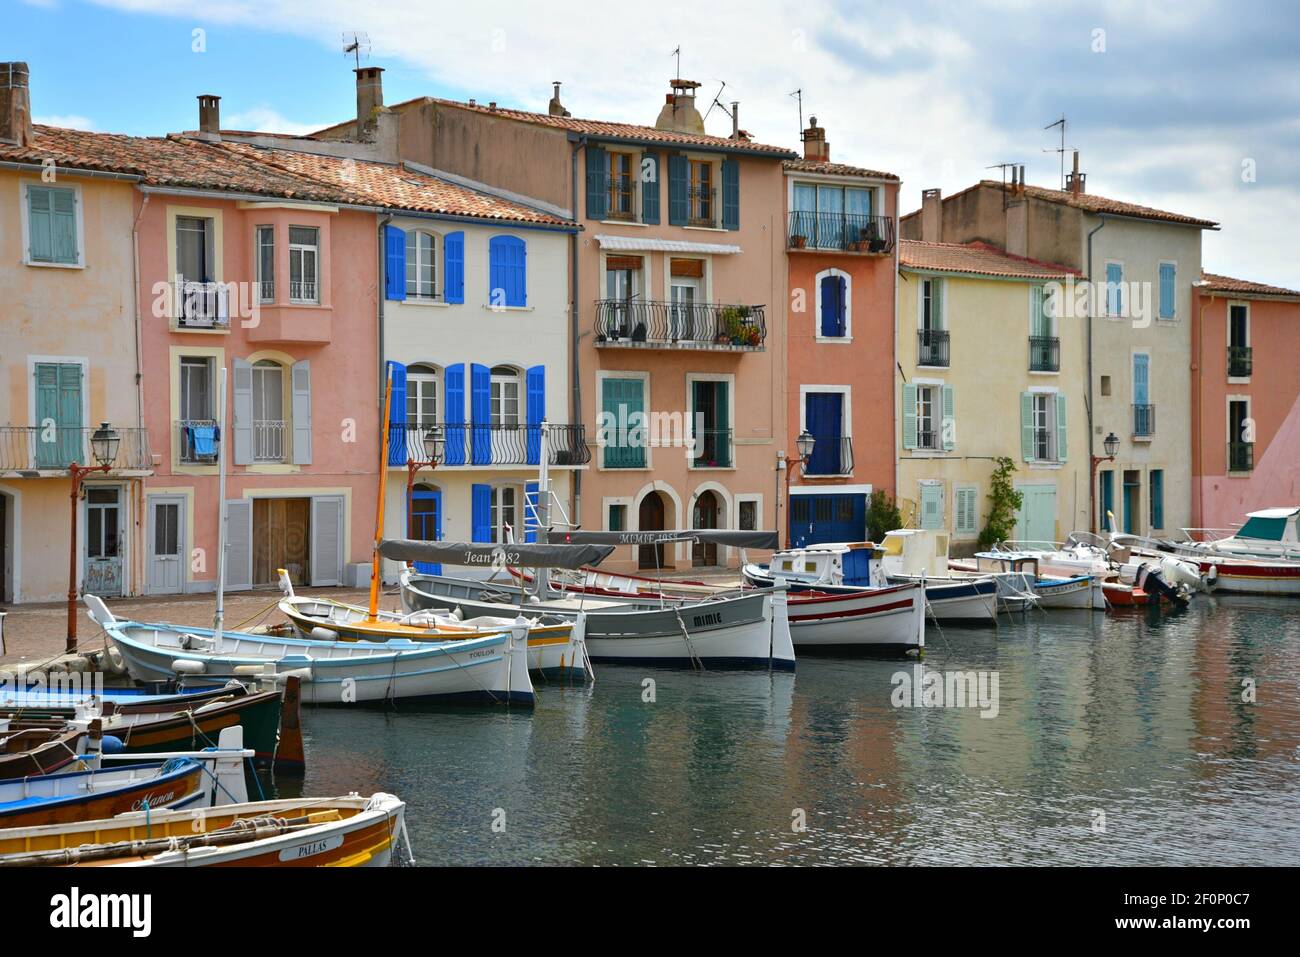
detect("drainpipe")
[569,138,584,528]
[1085,215,1107,530]
[892,183,902,506]
[130,189,150,597]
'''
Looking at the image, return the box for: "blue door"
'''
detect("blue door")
[409,485,442,575]
[790,493,865,547]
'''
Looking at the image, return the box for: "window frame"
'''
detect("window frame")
[406,364,440,430]
[405,229,438,300]
[815,267,852,342]
[288,225,320,304]
[22,181,85,268]
[255,225,275,303]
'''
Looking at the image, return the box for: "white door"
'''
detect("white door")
[146,495,185,594]
[224,499,253,591]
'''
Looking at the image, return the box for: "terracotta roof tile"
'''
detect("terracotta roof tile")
[900,240,1079,280]
[783,158,899,181]
[1200,272,1300,298]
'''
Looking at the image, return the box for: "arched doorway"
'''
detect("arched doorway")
[692,490,720,567]
[638,491,666,569]
[409,483,442,574]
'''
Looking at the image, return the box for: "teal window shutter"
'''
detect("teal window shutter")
[901,382,918,450]
[1020,392,1034,460]
[955,488,978,535]
[667,155,688,226]
[1159,263,1176,319]
[641,153,660,224]
[721,158,740,230]
[602,377,645,468]
[1106,263,1122,316]
[51,188,78,264]
[1150,470,1164,529]
[1054,393,1068,462]
[443,231,464,303]
[585,146,608,220]
[28,186,77,264]
[941,384,955,451]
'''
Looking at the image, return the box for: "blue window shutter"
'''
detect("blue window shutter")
[1159,263,1175,319]
[444,363,466,465]
[488,237,505,307]
[585,146,608,220]
[820,275,845,337]
[386,360,407,466]
[721,158,740,231]
[524,481,540,543]
[443,231,464,304]
[384,225,406,300]
[641,153,660,224]
[512,238,527,307]
[1150,470,1164,529]
[1106,262,1122,316]
[526,365,545,465]
[470,362,491,465]
[668,155,688,226]
[488,236,525,308]
[471,484,492,543]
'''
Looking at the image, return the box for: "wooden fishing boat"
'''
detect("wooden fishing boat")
[950,552,1104,610]
[0,727,85,781]
[0,792,410,867]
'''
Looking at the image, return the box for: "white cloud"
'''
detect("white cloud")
[221,106,327,136]
[33,114,96,130]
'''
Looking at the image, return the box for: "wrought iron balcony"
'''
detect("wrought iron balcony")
[915,429,940,451]
[802,436,854,476]
[1228,441,1254,472]
[0,426,152,473]
[173,278,230,329]
[176,419,220,464]
[691,429,733,469]
[787,211,895,254]
[1030,427,1056,462]
[388,422,590,467]
[687,185,716,227]
[1030,335,1060,372]
[918,328,949,367]
[1228,345,1253,378]
[253,420,286,462]
[1133,404,1155,438]
[594,299,766,351]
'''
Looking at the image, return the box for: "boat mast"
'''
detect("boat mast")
[213,366,228,642]
[536,419,551,597]
[367,376,394,622]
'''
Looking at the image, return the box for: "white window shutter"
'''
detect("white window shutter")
[224,499,253,590]
[292,360,312,465]
[310,495,344,586]
[1020,392,1034,461]
[232,359,253,465]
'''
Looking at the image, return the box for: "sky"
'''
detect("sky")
[7,0,1300,287]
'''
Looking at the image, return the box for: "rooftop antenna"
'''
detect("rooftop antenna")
[342,31,371,71]
[704,81,731,122]
[789,88,803,134]
[987,162,1021,208]
[671,44,681,79]
[1044,114,1068,191]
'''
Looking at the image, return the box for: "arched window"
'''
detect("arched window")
[405,230,437,299]
[817,269,850,339]
[406,363,439,428]
[251,359,285,462]
[490,365,521,427]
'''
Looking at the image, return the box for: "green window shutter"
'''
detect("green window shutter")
[1031,285,1052,337]
[51,188,78,263]
[941,384,955,451]
[715,380,730,465]
[955,488,977,534]
[1020,392,1034,461]
[1054,393,1068,463]
[27,186,54,262]
[901,382,918,450]
[602,377,645,468]
[920,484,943,530]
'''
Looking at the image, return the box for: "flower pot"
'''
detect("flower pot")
[791,235,807,249]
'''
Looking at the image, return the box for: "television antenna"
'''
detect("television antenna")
[789,88,803,134]
[1044,114,1069,190]
[704,81,731,122]
[343,32,371,71]
[670,45,681,79]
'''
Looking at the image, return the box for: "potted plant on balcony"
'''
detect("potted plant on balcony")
[791,233,808,249]
[864,221,887,253]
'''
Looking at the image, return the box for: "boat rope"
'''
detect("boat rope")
[671,608,705,671]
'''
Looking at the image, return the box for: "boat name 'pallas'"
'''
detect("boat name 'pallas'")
[49,887,152,938]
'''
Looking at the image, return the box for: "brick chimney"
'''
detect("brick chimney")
[197,94,221,136]
[1066,150,1086,195]
[802,116,829,163]
[921,188,943,242]
[0,62,33,147]
[355,66,385,139]
[548,81,570,117]
[654,78,705,134]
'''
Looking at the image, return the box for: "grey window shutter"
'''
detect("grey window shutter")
[232,358,253,465]
[310,495,345,586]
[291,359,312,465]
[224,499,253,591]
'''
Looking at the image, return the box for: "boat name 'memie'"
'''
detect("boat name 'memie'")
[50,887,151,938]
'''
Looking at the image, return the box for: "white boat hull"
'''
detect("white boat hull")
[582,595,780,668]
[786,583,924,651]
[1033,576,1104,609]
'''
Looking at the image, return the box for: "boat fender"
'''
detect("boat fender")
[101,734,125,754]
[276,667,313,684]
[105,644,128,676]
[231,664,265,676]
[1204,565,1219,591]
[310,626,339,641]
[172,658,207,675]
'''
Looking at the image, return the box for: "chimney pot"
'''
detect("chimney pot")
[548,81,569,117]
[802,115,829,163]
[197,94,221,136]
[730,101,740,138]
[355,66,385,140]
[921,188,943,243]
[655,78,705,134]
[0,61,34,148]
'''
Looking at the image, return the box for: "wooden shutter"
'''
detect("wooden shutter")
[443,364,466,466]
[1020,392,1034,461]
[384,225,406,301]
[526,365,545,466]
[941,384,955,451]
[901,382,918,450]
[955,488,977,535]
[920,484,943,530]
[224,499,253,591]
[51,188,77,264]
[1133,353,1150,405]
[667,155,688,226]
[470,363,491,465]
[1150,471,1164,529]
[232,358,253,465]
[1106,263,1122,315]
[291,360,312,465]
[386,361,407,466]
[670,258,703,278]
[471,484,492,542]
[721,158,740,230]
[1054,392,1068,463]
[488,236,525,307]
[443,231,464,304]
[641,153,660,224]
[607,255,643,271]
[585,146,608,220]
[309,495,345,586]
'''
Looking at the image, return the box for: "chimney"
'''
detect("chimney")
[1066,150,1086,195]
[654,78,705,134]
[802,116,829,163]
[921,188,943,243]
[730,101,740,138]
[548,81,570,117]
[0,62,33,148]
[197,94,221,136]
[355,66,385,139]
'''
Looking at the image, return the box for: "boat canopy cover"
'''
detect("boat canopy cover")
[555,529,779,549]
[380,539,615,570]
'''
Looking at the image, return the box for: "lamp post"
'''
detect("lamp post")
[1089,431,1120,534]
[405,424,444,539]
[781,430,817,547]
[67,422,119,653]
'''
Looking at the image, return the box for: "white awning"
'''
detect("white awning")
[594,233,742,255]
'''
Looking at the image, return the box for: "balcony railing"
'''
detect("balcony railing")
[688,186,717,227]
[177,419,220,464]
[1228,345,1253,378]
[258,279,275,303]
[803,436,854,476]
[691,429,733,469]
[0,426,152,472]
[1030,335,1060,372]
[289,280,318,304]
[1030,427,1056,462]
[174,279,230,329]
[389,422,590,467]
[594,300,766,351]
[1228,441,1254,472]
[787,211,895,254]
[918,328,949,367]
[253,420,286,462]
[1133,404,1155,438]
[915,429,940,451]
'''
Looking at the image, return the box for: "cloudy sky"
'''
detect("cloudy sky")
[10,0,1299,286]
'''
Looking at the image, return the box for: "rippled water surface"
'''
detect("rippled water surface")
[267,596,1300,865]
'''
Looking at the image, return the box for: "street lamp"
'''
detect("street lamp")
[795,430,816,464]
[406,424,443,539]
[780,431,818,548]
[67,422,119,653]
[1089,430,1120,533]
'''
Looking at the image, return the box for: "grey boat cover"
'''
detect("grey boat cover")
[555,529,779,549]
[379,538,615,570]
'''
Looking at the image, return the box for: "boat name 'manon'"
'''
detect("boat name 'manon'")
[49,887,152,938]
[130,788,179,811]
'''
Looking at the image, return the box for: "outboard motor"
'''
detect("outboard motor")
[1137,565,1190,607]
[1158,556,1206,593]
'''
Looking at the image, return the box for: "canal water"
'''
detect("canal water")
[268,596,1300,865]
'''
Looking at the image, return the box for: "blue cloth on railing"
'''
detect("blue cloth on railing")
[189,425,217,457]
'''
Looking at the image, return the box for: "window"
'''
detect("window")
[818,271,848,338]
[1149,470,1165,529]
[739,499,758,531]
[1021,391,1067,463]
[406,365,438,429]
[488,235,527,307]
[405,230,437,299]
[1133,353,1153,436]
[1228,304,1251,377]
[491,486,519,543]
[179,357,214,463]
[921,279,943,331]
[805,391,848,475]
[288,226,319,303]
[1105,262,1123,316]
[26,185,79,265]
[792,183,874,248]
[1158,262,1176,319]
[490,366,521,427]
[601,256,644,339]
[670,258,704,340]
[691,379,731,468]
[1228,399,1252,471]
[955,486,979,536]
[918,278,948,366]
[607,152,635,219]
[1030,285,1058,371]
[601,376,646,468]
[251,360,285,462]
[1032,394,1054,461]
[256,226,275,302]
[609,503,627,532]
[916,385,939,450]
[689,160,713,225]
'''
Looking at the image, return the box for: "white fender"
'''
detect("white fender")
[210,726,250,805]
[171,658,207,675]
[310,626,339,641]
[507,621,534,705]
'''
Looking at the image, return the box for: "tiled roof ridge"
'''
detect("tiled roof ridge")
[1200,271,1300,297]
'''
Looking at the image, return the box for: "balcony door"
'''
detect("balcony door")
[33,361,83,468]
[638,491,666,569]
[84,486,123,597]
[691,379,730,468]
[251,360,285,462]
[804,392,844,475]
[179,357,215,463]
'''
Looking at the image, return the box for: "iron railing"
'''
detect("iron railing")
[915,429,940,451]
[253,420,286,462]
[1133,404,1155,437]
[258,279,275,302]
[802,436,854,476]
[594,299,766,349]
[688,185,716,227]
[1030,335,1060,372]
[0,426,152,472]
[918,328,949,367]
[1228,345,1253,378]
[787,211,895,254]
[608,173,636,219]
[177,419,220,463]
[691,429,733,468]
[1228,441,1254,472]
[289,280,318,303]
[388,422,590,467]
[174,279,229,329]
[1031,427,1055,462]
